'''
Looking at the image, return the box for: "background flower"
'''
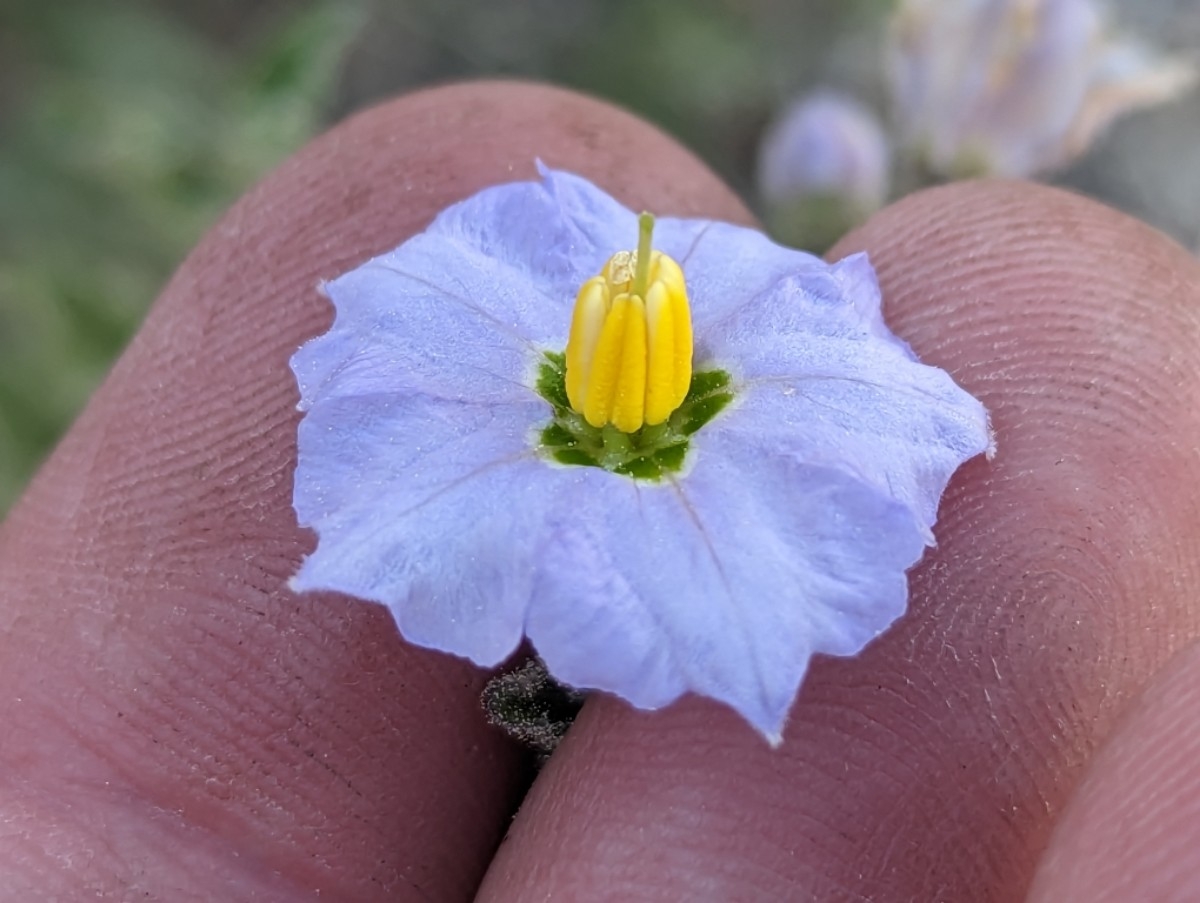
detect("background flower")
[756,90,892,250]
[290,168,991,742]
[887,0,1196,178]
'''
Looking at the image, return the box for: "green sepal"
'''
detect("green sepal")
[536,351,571,412]
[533,350,733,481]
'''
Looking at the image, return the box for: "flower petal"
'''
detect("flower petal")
[527,431,929,743]
[291,393,550,665]
[702,253,990,530]
[420,163,645,336]
[293,166,659,411]
[292,271,538,409]
[887,0,1196,177]
[652,218,837,348]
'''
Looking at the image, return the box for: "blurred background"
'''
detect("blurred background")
[2,0,1198,512]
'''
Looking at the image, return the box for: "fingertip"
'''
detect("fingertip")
[831,177,1200,373]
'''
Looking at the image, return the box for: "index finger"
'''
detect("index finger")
[477,180,1200,901]
[0,81,751,900]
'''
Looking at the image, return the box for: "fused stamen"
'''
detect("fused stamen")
[564,213,693,432]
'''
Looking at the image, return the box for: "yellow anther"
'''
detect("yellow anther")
[564,213,693,432]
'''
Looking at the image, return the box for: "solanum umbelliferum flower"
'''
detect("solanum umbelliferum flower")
[289,165,992,744]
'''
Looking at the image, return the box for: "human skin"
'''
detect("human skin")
[1026,642,1200,902]
[1,81,1198,901]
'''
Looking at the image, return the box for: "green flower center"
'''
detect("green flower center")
[534,350,733,481]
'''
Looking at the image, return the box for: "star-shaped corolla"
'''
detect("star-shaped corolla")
[290,165,991,744]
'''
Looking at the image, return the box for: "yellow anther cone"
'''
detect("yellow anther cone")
[563,213,692,433]
[585,294,647,432]
[643,281,677,425]
[564,277,609,411]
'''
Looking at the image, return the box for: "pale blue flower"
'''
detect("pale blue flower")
[289,165,991,743]
[888,0,1196,177]
[757,90,891,213]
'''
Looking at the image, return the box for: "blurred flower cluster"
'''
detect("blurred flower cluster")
[758,0,1196,249]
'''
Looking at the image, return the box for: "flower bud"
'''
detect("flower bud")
[757,91,891,249]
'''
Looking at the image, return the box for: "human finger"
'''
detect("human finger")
[1027,641,1200,902]
[0,81,751,900]
[477,181,1200,901]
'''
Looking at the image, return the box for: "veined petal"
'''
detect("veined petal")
[829,252,915,355]
[1067,42,1198,163]
[291,393,550,665]
[527,431,928,743]
[649,218,838,344]
[294,165,659,415]
[293,267,539,410]
[424,163,642,337]
[701,253,990,530]
[968,0,1099,175]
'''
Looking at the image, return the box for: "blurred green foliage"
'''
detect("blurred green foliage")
[0,0,362,510]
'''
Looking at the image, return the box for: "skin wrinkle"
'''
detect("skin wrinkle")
[0,84,752,899]
[476,181,1200,901]
[1028,642,1200,901]
[842,184,1200,887]
[0,780,314,899]
[44,605,408,892]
